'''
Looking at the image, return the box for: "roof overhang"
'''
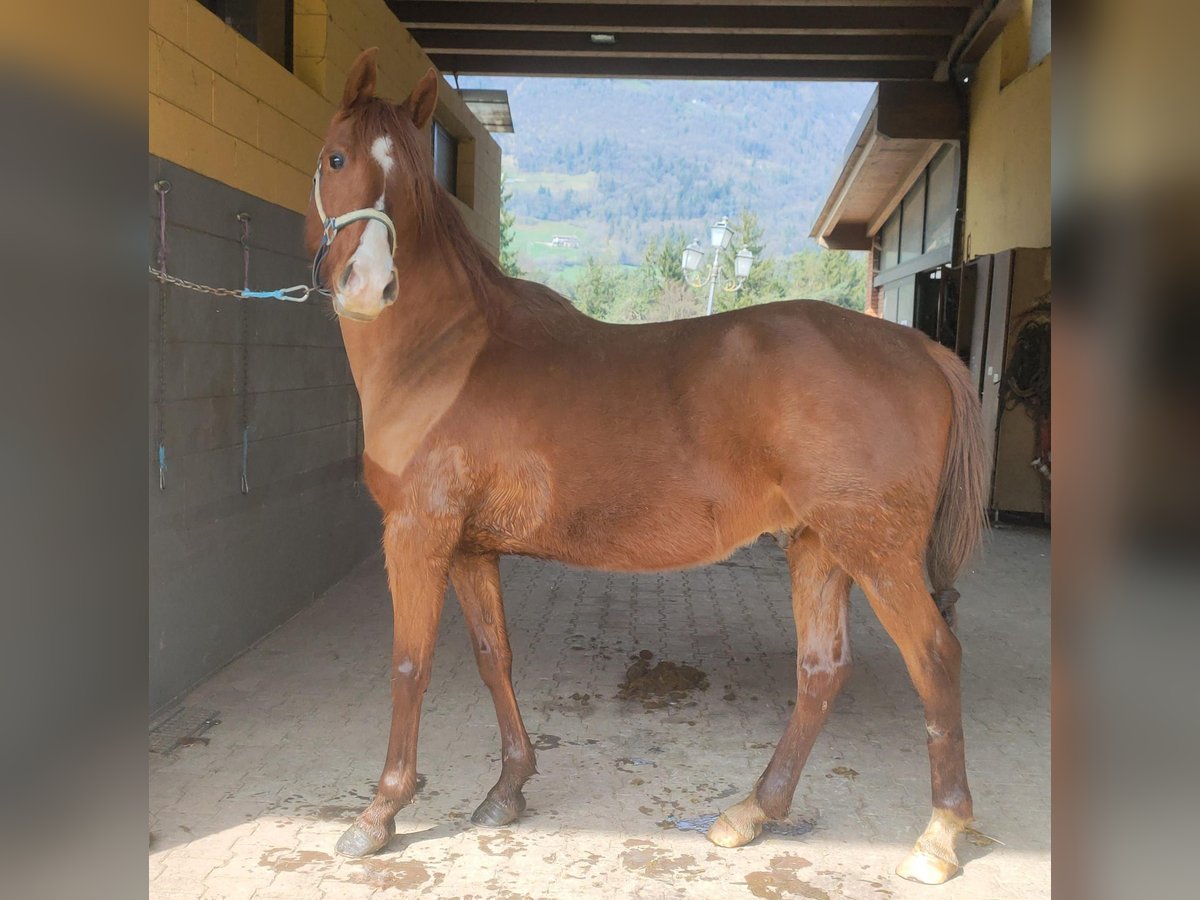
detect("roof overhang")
[392,1,992,82]
[810,80,964,250]
[458,88,515,132]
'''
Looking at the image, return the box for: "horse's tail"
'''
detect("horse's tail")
[924,342,990,609]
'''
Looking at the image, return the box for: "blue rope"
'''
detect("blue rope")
[240,288,308,301]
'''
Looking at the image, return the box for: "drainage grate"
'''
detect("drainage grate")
[148,706,221,754]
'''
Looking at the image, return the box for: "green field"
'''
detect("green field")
[512,217,613,289]
[516,218,594,256]
[507,171,597,194]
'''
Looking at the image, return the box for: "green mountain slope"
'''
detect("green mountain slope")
[457,76,875,270]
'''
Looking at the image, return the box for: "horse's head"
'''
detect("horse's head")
[306,48,439,322]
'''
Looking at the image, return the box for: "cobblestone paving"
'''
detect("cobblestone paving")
[150,526,1049,899]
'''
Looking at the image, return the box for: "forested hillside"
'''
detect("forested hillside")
[458,76,876,320]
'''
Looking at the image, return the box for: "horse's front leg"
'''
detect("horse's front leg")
[450,551,537,826]
[336,514,453,857]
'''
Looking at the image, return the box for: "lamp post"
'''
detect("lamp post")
[681,217,755,315]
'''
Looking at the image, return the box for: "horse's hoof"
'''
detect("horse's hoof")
[896,850,959,885]
[335,819,395,858]
[706,811,762,849]
[471,792,525,827]
[707,796,767,848]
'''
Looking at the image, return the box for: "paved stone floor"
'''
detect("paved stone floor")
[149,525,1049,899]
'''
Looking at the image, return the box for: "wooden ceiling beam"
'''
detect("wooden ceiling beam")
[875,80,965,138]
[819,222,873,251]
[429,54,935,79]
[444,1,978,7]
[391,2,973,35]
[409,29,954,60]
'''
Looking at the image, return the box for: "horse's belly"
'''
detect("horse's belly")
[521,488,795,572]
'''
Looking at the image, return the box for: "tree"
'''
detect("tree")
[638,229,691,297]
[785,249,867,311]
[498,175,523,278]
[571,256,626,320]
[658,280,704,321]
[715,209,786,313]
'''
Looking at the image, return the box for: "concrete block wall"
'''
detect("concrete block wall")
[148,0,502,710]
[149,157,379,713]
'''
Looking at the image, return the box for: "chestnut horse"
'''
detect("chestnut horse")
[305,49,988,885]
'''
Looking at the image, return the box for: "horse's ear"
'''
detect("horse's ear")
[341,48,378,110]
[405,68,439,130]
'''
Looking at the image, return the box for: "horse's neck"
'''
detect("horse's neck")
[339,242,493,402]
[339,251,494,473]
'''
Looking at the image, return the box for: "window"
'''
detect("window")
[882,284,899,322]
[879,215,900,271]
[1029,0,1051,69]
[899,176,926,264]
[896,279,915,327]
[924,146,957,253]
[199,0,293,70]
[875,145,959,289]
[432,121,458,196]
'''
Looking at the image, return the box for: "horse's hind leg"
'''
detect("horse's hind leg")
[449,552,537,827]
[708,529,851,848]
[854,556,973,885]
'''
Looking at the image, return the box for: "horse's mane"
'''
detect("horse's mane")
[351,99,585,344]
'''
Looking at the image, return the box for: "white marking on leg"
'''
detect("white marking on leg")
[799,600,850,681]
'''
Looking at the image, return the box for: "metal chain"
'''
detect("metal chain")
[147,265,319,303]
[147,266,246,298]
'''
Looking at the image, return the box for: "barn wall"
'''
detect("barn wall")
[149,157,380,713]
[147,0,501,711]
[962,9,1051,259]
[991,247,1051,515]
[148,0,500,254]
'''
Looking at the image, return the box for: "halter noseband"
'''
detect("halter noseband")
[310,150,399,293]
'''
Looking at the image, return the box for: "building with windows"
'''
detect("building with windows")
[811,1,1051,519]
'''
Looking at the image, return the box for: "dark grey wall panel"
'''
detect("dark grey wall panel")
[149,157,378,714]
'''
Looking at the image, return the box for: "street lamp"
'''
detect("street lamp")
[710,217,734,252]
[681,216,754,315]
[734,246,754,280]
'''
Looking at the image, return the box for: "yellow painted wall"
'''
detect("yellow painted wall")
[148,0,500,254]
[962,9,1051,259]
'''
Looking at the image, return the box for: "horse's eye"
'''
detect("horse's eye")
[329,153,345,170]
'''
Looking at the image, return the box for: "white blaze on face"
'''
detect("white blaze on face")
[338,135,397,314]
[371,135,394,176]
